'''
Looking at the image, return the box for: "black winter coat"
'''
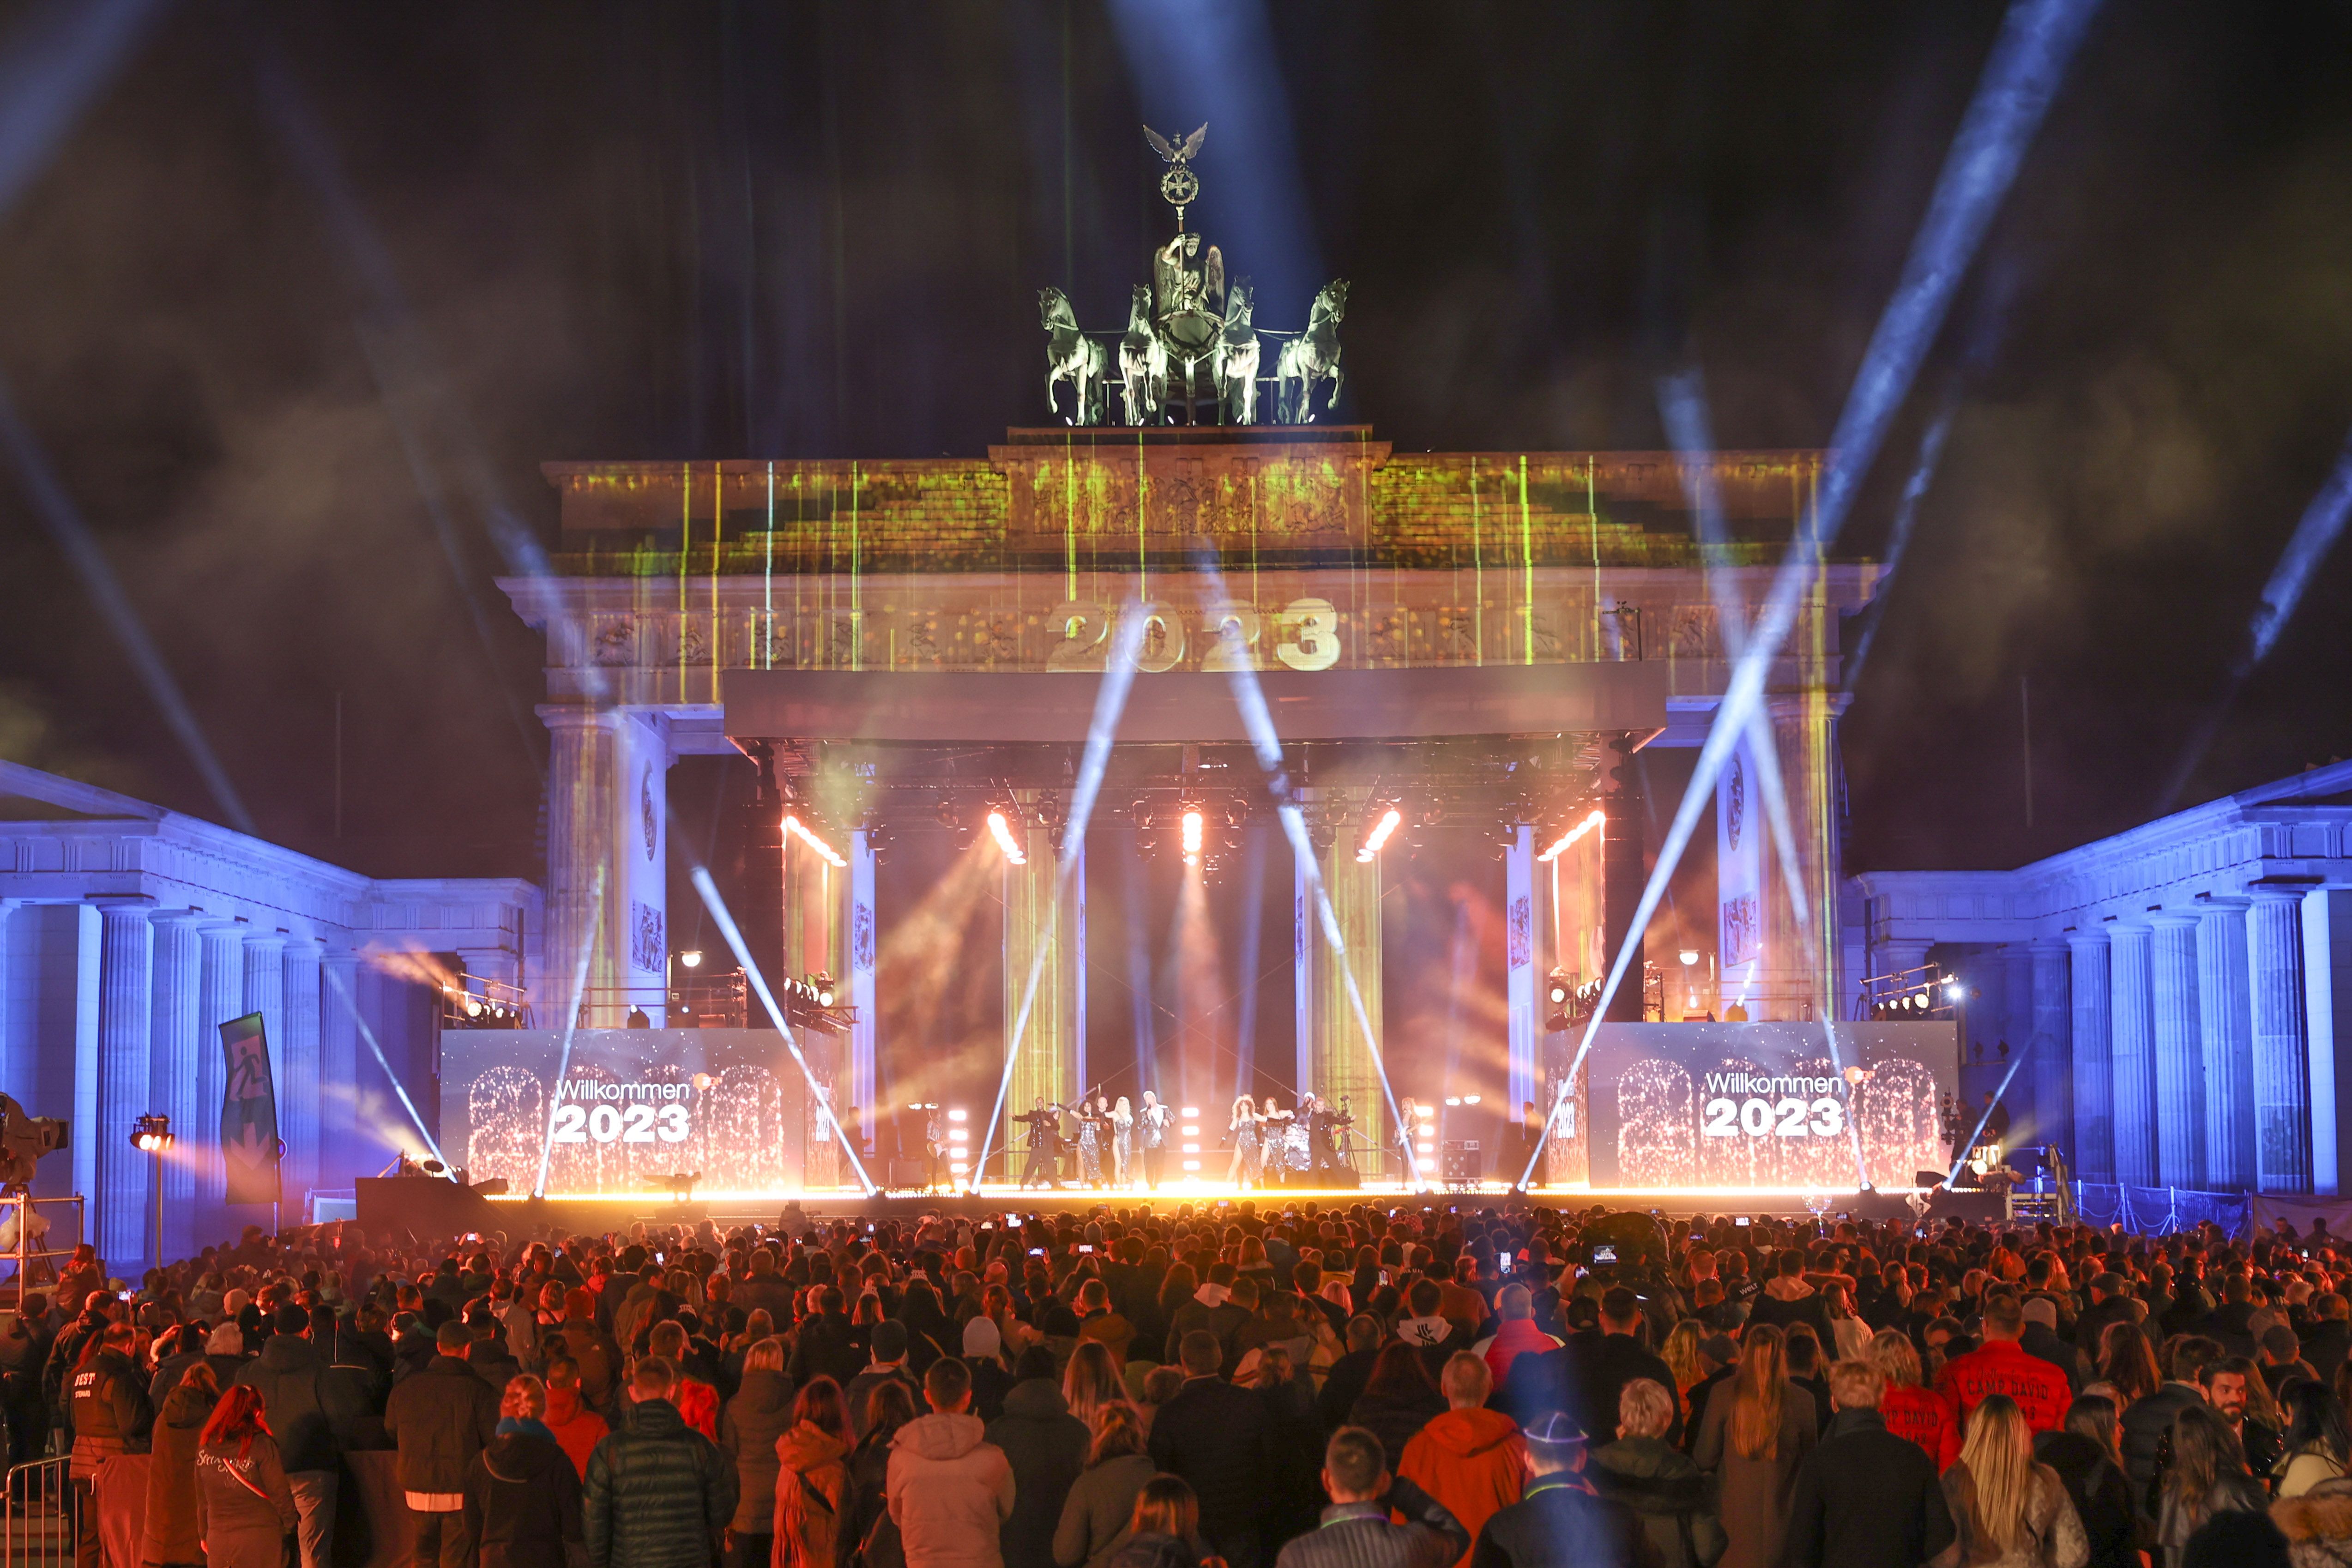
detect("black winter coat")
[1464,1478,1649,1568]
[1148,1375,1271,1552]
[2120,1382,2207,1520]
[2035,1429,2136,1568]
[1782,1409,1954,1568]
[232,1332,370,1472]
[462,1426,585,1568]
[988,1379,1091,1568]
[384,1353,503,1493]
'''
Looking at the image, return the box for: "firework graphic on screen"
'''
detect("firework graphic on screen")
[1616,1060,1695,1188]
[1857,1058,1943,1187]
[465,1066,544,1191]
[702,1066,786,1189]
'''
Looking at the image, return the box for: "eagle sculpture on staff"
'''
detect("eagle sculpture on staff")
[1144,122,1208,225]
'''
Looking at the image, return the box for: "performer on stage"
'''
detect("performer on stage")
[1396,1097,1424,1187]
[1015,1098,1065,1190]
[1076,1095,1109,1188]
[1260,1096,1296,1182]
[1224,1095,1260,1188]
[924,1105,947,1193]
[1136,1091,1172,1189]
[1110,1095,1134,1187]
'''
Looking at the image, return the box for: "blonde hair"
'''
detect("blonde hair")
[1867,1327,1924,1389]
[1827,1358,1885,1411]
[1731,1325,1787,1461]
[1957,1395,2037,1556]
[741,1336,786,1375]
[1661,1320,1705,1393]
[1618,1377,1675,1440]
[1062,1341,1128,1431]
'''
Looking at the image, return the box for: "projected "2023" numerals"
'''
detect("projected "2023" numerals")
[549,1103,692,1144]
[1700,1097,1845,1138]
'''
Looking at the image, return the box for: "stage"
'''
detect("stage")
[392,1180,2001,1238]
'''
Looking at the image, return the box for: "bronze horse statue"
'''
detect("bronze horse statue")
[1276,278,1348,423]
[1038,288,1108,425]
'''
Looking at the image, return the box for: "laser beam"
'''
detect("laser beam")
[0,370,258,837]
[533,863,604,1199]
[691,865,878,1196]
[971,604,1149,1188]
[322,960,442,1167]
[1522,0,2101,1183]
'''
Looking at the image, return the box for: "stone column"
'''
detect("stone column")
[1505,826,1538,1112]
[541,706,623,1026]
[280,938,322,1211]
[2193,899,2256,1191]
[2001,945,2036,1140]
[0,899,17,1088]
[147,911,204,1266]
[1766,693,1844,1020]
[2068,933,2114,1183]
[2109,922,2158,1188]
[1298,799,1388,1168]
[2029,940,2073,1159]
[95,902,154,1271]
[195,923,246,1216]
[2150,913,2206,1189]
[2249,887,2313,1193]
[321,950,361,1193]
[1002,814,1080,1175]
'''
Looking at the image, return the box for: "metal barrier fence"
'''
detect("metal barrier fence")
[3,1456,72,1568]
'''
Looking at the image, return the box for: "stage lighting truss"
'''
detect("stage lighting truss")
[1544,967,1607,1032]
[777,972,856,1034]
[1536,807,1607,862]
[1355,802,1403,863]
[1858,961,1964,1021]
[986,808,1028,864]
[784,813,848,867]
[441,977,531,1029]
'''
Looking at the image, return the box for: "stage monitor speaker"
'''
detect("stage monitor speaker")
[884,1158,932,1190]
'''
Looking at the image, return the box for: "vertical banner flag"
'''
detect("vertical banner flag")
[219,1012,282,1206]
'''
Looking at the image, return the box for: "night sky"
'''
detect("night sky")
[6,0,2352,901]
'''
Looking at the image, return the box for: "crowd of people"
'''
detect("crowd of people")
[12,1198,2352,1568]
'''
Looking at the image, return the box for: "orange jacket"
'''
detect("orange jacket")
[1398,1406,1526,1568]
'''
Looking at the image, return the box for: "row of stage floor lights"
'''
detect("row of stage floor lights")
[884,1102,1244,1187]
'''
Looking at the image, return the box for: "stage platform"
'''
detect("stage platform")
[410,1181,2001,1238]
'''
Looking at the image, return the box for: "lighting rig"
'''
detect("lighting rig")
[1545,969,1608,1033]
[1861,965,1966,1020]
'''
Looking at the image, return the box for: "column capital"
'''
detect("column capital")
[90,895,157,912]
[537,703,625,734]
[2031,935,2074,954]
[280,934,326,957]
[147,908,207,928]
[2193,893,2252,914]
[2066,929,2109,951]
[2150,910,2203,931]
[2247,882,2315,904]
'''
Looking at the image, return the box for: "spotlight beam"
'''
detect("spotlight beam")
[532,863,605,1198]
[0,371,258,837]
[971,604,1149,1189]
[690,866,878,1195]
[2159,425,2352,810]
[1194,556,1423,1187]
[1519,0,2100,1186]
[1946,1044,2032,1189]
[321,960,443,1167]
[1656,370,1871,1190]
